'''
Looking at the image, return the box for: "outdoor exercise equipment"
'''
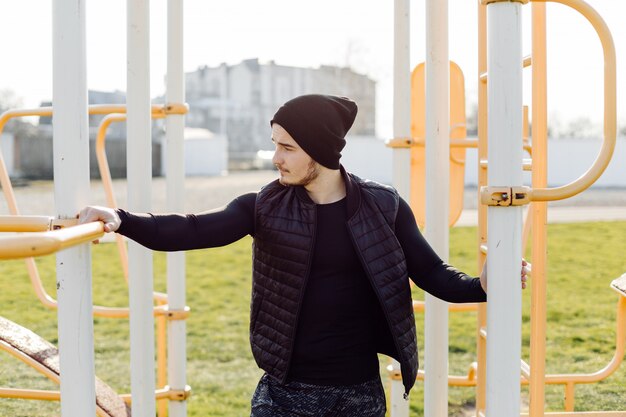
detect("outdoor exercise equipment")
[0,0,621,415]
[0,106,188,417]
[0,1,188,417]
[389,0,620,416]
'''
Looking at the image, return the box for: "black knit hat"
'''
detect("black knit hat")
[270,94,358,169]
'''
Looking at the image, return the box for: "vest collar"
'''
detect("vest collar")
[293,165,361,218]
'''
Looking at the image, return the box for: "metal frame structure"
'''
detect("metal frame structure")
[0,1,188,416]
[0,103,189,416]
[0,0,620,415]
[389,0,619,415]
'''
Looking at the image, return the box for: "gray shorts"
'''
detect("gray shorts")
[250,373,386,417]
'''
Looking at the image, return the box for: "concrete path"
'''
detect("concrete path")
[2,170,625,225]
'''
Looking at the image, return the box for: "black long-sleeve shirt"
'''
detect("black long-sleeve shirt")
[116,193,486,385]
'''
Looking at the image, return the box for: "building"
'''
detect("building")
[185,58,376,168]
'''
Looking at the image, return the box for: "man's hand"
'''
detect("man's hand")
[479,258,529,293]
[78,206,121,233]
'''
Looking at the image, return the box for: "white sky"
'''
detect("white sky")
[0,0,623,138]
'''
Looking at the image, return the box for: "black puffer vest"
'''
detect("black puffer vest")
[251,167,418,395]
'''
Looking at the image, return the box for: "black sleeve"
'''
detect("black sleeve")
[115,192,256,252]
[395,197,487,303]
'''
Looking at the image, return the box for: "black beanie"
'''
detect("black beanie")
[270,94,358,169]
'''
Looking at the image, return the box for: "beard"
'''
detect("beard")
[278,160,320,186]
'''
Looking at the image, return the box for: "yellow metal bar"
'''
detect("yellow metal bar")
[0,340,60,384]
[119,385,192,402]
[385,137,413,148]
[416,369,478,387]
[157,303,168,417]
[163,102,189,115]
[387,137,478,149]
[543,296,626,386]
[0,103,187,132]
[523,55,533,68]
[413,300,478,312]
[564,382,575,411]
[0,215,52,232]
[0,387,61,401]
[0,222,104,260]
[479,56,532,83]
[528,0,616,202]
[96,114,130,283]
[523,158,533,171]
[0,387,113,417]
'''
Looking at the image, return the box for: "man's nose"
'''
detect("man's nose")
[272,150,281,166]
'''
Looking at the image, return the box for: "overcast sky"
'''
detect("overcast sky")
[0,0,623,138]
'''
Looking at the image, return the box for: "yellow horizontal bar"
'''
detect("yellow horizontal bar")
[523,55,532,68]
[0,221,104,260]
[0,103,188,131]
[416,369,477,387]
[385,137,413,148]
[0,387,60,401]
[385,364,403,381]
[479,158,532,169]
[119,385,192,403]
[386,137,478,149]
[0,215,52,232]
[154,305,191,320]
[480,56,532,83]
[413,300,478,312]
[523,158,533,171]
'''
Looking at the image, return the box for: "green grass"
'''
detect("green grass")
[1,221,626,416]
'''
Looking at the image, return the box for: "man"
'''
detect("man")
[80,94,527,417]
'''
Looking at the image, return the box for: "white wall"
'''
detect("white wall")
[342,135,393,184]
[0,132,15,177]
[161,128,227,177]
[464,137,626,187]
[342,135,626,188]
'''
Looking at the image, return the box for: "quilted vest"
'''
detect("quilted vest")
[251,167,418,396]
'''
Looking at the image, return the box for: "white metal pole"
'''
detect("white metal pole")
[424,0,450,415]
[485,2,524,416]
[166,1,187,416]
[391,1,410,416]
[127,1,155,416]
[52,1,95,416]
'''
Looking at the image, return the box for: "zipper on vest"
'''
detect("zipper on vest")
[282,205,317,383]
[348,225,410,397]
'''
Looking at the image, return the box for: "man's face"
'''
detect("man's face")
[271,123,320,186]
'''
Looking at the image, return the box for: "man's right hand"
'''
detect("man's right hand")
[78,206,121,233]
